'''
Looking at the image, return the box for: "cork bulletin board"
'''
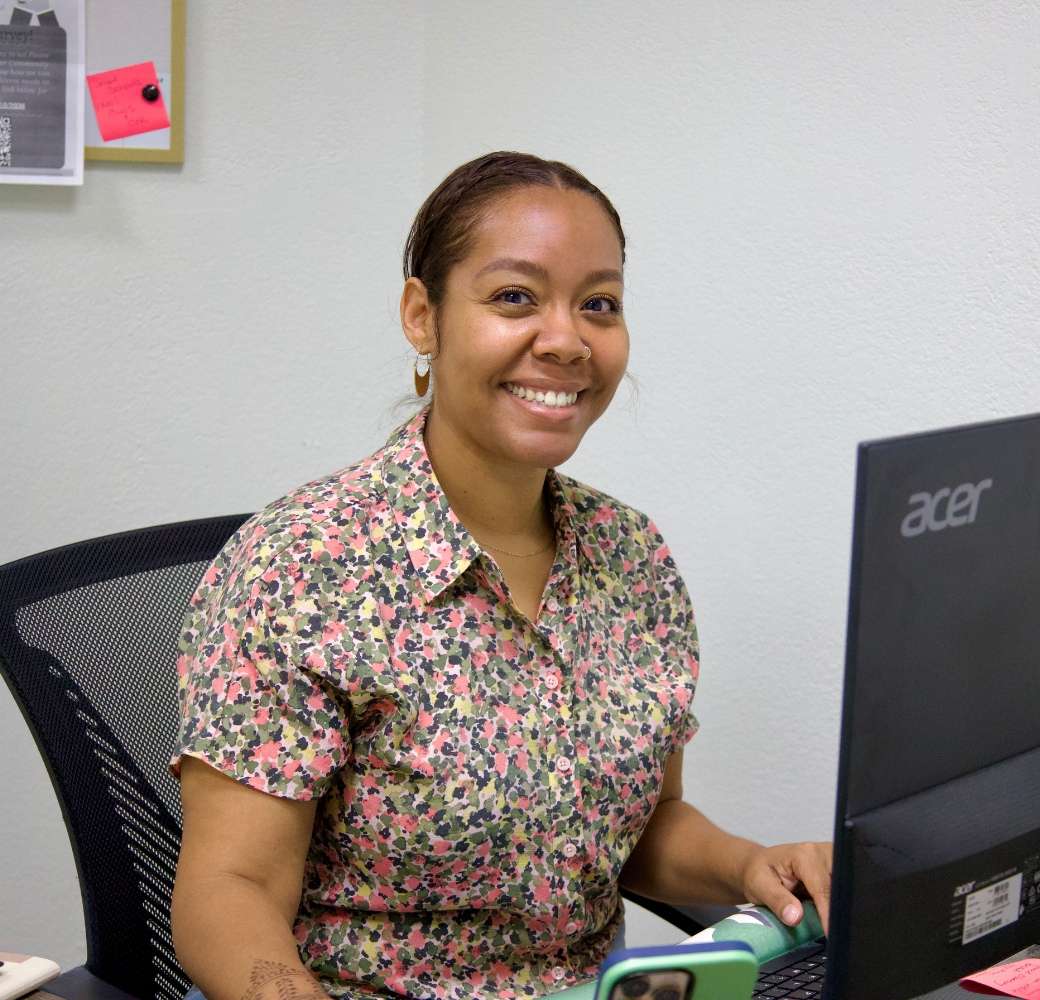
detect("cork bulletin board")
[84,0,184,162]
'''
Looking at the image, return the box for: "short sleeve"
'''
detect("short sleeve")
[643,516,701,753]
[169,515,350,800]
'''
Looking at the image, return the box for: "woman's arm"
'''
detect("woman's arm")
[618,750,833,934]
[172,756,328,1000]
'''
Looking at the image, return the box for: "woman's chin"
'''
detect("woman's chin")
[494,429,583,470]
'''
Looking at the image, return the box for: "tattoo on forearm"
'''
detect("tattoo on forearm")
[241,959,328,999]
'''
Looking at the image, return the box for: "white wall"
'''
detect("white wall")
[2,0,1037,972]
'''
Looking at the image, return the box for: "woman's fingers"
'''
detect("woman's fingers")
[741,841,833,936]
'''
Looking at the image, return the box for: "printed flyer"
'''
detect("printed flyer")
[0,0,84,184]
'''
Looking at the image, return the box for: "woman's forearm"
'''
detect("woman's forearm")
[172,872,330,1000]
[619,798,761,905]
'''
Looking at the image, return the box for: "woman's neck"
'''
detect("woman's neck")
[423,405,554,547]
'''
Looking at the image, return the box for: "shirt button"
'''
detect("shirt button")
[562,842,578,859]
[565,921,579,935]
[556,755,572,774]
[544,673,560,690]
[552,967,566,982]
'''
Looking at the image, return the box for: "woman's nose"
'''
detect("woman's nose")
[532,306,587,363]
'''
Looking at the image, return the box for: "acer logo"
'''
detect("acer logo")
[954,881,977,897]
[900,479,993,538]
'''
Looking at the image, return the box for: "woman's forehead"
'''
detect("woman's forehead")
[465,187,623,276]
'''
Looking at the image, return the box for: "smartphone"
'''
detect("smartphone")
[594,941,757,1000]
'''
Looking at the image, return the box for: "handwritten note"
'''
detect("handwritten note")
[86,61,169,142]
[960,959,1040,998]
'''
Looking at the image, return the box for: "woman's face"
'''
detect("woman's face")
[427,185,629,471]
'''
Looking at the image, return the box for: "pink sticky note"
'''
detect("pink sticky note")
[960,959,1040,998]
[86,61,170,141]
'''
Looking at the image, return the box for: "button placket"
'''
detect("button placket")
[568,892,589,936]
[542,564,585,896]
[546,714,577,791]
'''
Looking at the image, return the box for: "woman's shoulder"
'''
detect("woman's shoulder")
[552,470,661,551]
[265,449,386,529]
[206,446,391,595]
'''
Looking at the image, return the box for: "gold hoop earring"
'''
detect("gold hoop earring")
[414,352,432,397]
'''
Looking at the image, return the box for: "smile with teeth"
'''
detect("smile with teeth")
[502,382,580,408]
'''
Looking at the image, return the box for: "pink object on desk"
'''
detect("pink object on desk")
[960,958,1040,998]
[86,61,170,141]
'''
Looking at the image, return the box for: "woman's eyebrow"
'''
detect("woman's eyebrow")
[583,267,625,286]
[474,257,549,281]
[473,257,623,286]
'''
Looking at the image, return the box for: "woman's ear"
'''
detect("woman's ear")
[400,277,437,355]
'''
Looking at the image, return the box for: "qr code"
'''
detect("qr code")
[0,116,10,168]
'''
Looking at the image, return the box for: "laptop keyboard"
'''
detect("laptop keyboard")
[752,949,827,997]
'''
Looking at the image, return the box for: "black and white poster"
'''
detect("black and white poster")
[0,0,84,184]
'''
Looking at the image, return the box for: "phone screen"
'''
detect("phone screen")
[607,969,694,1000]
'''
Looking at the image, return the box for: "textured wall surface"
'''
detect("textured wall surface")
[2,0,1037,974]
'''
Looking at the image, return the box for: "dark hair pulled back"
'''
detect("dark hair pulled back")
[402,151,626,314]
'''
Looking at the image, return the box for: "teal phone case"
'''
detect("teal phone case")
[592,941,757,1000]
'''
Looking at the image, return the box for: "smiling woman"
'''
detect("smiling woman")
[401,158,630,471]
[403,181,629,511]
[169,151,832,1000]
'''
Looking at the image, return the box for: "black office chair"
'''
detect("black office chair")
[0,516,720,1000]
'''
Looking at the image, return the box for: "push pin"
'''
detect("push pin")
[142,83,160,102]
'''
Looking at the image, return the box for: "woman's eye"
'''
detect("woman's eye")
[584,295,621,314]
[495,288,534,306]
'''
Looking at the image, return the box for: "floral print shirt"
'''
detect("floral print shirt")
[172,403,699,999]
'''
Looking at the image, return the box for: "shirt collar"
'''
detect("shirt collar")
[379,404,587,605]
[545,460,587,571]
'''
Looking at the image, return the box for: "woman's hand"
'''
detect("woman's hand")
[619,752,834,937]
[738,841,833,936]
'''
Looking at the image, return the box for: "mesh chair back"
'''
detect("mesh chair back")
[0,515,251,1000]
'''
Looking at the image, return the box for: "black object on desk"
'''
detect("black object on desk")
[821,411,1040,999]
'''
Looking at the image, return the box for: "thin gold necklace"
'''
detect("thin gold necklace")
[478,537,556,559]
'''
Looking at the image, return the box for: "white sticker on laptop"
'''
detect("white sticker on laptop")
[962,873,1023,944]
